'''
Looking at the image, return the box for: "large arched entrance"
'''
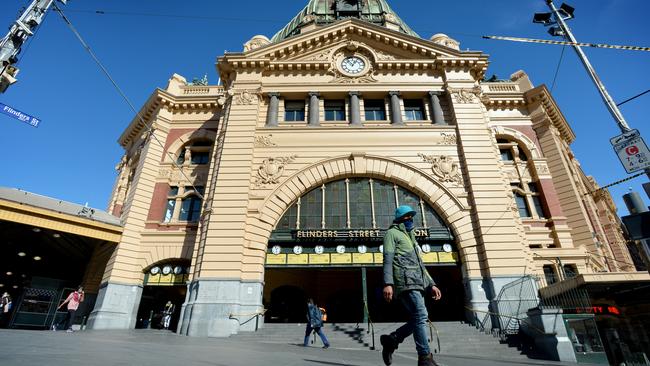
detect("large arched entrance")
[263,178,464,324]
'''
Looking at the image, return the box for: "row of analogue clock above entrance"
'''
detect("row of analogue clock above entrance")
[149,265,189,276]
[271,244,453,255]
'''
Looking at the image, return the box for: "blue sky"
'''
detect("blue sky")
[0,0,648,215]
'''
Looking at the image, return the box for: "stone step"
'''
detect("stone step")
[231,322,529,360]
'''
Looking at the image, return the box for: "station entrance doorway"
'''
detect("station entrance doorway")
[263,178,465,324]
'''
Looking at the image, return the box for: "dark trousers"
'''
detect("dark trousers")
[0,312,9,328]
[58,310,76,330]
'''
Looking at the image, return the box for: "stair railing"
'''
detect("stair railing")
[363,301,376,350]
[228,308,268,332]
[427,320,441,354]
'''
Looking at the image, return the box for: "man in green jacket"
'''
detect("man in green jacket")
[381,205,442,366]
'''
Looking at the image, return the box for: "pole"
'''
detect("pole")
[0,0,65,92]
[361,267,368,324]
[546,0,650,180]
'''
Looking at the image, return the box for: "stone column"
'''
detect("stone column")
[349,91,362,126]
[388,91,403,125]
[308,92,320,127]
[265,93,280,127]
[428,91,446,125]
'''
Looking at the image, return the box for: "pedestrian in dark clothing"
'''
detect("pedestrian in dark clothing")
[303,298,330,349]
[380,205,442,366]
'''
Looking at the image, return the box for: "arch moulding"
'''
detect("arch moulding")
[247,153,473,255]
[163,129,217,164]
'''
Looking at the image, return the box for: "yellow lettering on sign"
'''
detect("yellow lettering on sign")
[309,254,331,264]
[374,253,384,264]
[330,253,352,264]
[288,254,309,265]
[266,254,287,265]
[421,253,439,264]
[353,253,374,264]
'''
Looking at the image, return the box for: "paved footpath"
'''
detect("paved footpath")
[0,329,598,366]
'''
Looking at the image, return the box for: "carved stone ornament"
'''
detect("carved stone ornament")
[419,154,463,185]
[158,166,208,183]
[535,162,550,175]
[254,156,297,187]
[254,134,277,147]
[233,89,262,105]
[438,133,457,146]
[448,87,482,104]
[243,35,271,52]
[328,41,378,84]
[374,50,396,61]
[305,49,332,62]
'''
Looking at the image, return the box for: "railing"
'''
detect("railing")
[467,307,546,336]
[228,309,267,332]
[363,301,376,350]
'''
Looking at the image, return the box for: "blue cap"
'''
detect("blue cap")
[394,205,417,221]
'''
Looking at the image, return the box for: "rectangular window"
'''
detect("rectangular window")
[563,264,578,278]
[180,197,202,222]
[163,199,175,223]
[501,149,514,161]
[284,101,305,122]
[543,265,557,285]
[191,151,210,165]
[324,100,346,121]
[364,99,386,121]
[528,183,546,218]
[404,99,425,121]
[325,180,347,228]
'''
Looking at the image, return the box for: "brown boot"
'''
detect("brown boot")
[417,353,439,366]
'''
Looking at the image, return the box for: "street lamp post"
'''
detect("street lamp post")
[534,1,650,180]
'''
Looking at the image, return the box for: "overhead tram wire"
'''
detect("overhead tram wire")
[617,89,650,107]
[64,9,287,24]
[51,3,206,200]
[550,45,566,93]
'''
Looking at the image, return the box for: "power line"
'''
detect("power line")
[550,45,566,92]
[64,9,287,24]
[617,89,650,107]
[584,172,646,196]
[51,3,206,200]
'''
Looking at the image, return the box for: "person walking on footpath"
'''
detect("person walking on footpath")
[303,298,330,349]
[162,301,175,330]
[53,286,84,333]
[1,292,12,328]
[380,205,442,366]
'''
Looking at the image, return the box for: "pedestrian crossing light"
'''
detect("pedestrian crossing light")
[533,3,575,26]
[533,12,553,25]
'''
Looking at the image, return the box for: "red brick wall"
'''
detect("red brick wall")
[147,182,170,222]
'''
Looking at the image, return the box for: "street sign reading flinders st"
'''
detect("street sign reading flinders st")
[84,0,643,360]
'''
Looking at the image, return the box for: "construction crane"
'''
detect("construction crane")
[0,0,68,93]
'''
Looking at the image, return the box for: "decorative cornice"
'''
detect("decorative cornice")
[526,85,576,144]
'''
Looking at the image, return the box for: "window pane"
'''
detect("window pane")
[423,204,445,229]
[191,151,210,164]
[397,187,423,227]
[501,149,514,161]
[168,186,179,196]
[164,199,175,223]
[177,150,186,165]
[277,204,298,230]
[563,265,578,278]
[180,196,202,222]
[531,195,546,218]
[515,193,531,218]
[349,179,372,227]
[364,100,386,121]
[404,99,425,121]
[543,265,557,285]
[518,147,529,161]
[300,187,322,229]
[325,180,346,228]
[373,180,397,228]
[285,101,305,122]
[325,100,345,121]
[192,140,212,147]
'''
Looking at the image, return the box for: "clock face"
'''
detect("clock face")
[341,56,366,75]
[173,266,183,275]
[271,245,282,255]
[357,245,367,254]
[315,245,324,255]
[336,245,346,254]
[162,265,172,275]
[442,244,453,253]
[293,245,303,255]
[150,266,160,275]
[421,244,431,254]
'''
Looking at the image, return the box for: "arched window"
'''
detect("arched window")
[276,178,447,231]
[163,186,204,223]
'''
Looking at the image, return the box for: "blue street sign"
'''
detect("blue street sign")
[0,102,40,128]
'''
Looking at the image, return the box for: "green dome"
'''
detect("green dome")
[271,0,419,43]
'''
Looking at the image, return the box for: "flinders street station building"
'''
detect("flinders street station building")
[1,0,648,364]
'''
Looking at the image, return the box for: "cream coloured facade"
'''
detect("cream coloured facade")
[87,0,641,340]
